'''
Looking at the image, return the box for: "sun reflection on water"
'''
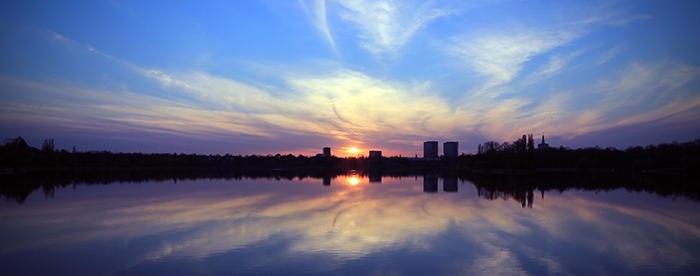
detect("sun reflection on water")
[1,174,700,275]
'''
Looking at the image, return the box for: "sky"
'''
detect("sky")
[1,0,699,157]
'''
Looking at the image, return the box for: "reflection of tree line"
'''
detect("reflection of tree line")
[468,174,536,208]
[0,169,352,204]
[1,169,698,206]
[464,172,700,208]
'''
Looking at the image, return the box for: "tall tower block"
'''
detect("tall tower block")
[424,141,438,158]
[444,141,458,157]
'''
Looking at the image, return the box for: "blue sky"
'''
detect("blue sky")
[1,0,699,157]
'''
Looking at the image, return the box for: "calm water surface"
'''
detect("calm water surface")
[1,172,699,275]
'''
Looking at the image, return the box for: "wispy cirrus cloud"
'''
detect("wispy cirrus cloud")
[597,44,623,65]
[442,59,700,143]
[0,76,273,140]
[448,1,651,90]
[7,31,700,154]
[6,32,457,153]
[450,29,581,89]
[287,70,453,145]
[299,0,336,50]
[529,60,700,140]
[332,0,456,55]
[572,13,651,26]
[522,49,587,86]
[49,31,121,62]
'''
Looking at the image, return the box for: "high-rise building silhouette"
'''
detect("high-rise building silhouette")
[323,147,331,157]
[444,141,458,157]
[424,141,438,158]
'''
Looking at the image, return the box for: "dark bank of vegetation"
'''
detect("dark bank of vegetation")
[1,135,699,173]
[0,136,364,170]
[460,134,700,173]
[1,169,698,206]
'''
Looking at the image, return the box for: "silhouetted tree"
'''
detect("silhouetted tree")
[41,139,54,152]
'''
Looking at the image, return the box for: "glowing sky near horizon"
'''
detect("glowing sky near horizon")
[1,0,699,157]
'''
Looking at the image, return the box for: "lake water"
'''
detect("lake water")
[1,170,700,275]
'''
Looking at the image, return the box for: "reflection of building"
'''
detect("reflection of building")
[323,147,331,157]
[424,141,438,158]
[537,135,550,150]
[323,176,331,186]
[443,177,458,192]
[369,151,382,158]
[369,172,382,183]
[423,175,438,193]
[444,142,458,157]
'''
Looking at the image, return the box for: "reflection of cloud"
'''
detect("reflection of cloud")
[468,248,529,276]
[524,194,700,269]
[2,178,700,275]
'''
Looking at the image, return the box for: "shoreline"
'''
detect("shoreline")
[1,166,690,176]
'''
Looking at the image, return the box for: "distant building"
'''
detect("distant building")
[444,141,458,157]
[369,150,382,158]
[538,135,550,150]
[424,141,438,158]
[323,147,331,157]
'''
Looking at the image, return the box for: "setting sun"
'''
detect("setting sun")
[348,147,359,153]
[348,177,359,185]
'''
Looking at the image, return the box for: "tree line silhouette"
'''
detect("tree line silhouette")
[466,135,700,173]
[1,135,699,173]
[0,136,361,170]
